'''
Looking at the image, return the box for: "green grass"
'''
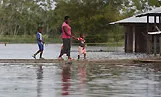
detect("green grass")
[72,42,124,47]
[0,35,62,43]
[0,35,124,47]
[85,42,124,47]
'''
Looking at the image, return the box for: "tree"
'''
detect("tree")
[53,0,126,42]
[0,0,161,43]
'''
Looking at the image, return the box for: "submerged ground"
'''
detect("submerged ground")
[0,44,159,97]
[0,44,146,59]
[0,62,161,97]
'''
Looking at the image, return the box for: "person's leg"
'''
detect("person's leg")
[84,53,86,59]
[78,46,82,60]
[40,50,43,58]
[34,50,41,55]
[33,44,42,59]
[33,50,41,59]
[59,39,68,58]
[67,39,71,59]
[78,55,80,60]
[39,44,44,59]
[83,48,87,59]
[58,45,64,59]
[60,45,64,53]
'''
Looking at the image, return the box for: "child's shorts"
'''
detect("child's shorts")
[38,43,44,51]
[78,46,86,55]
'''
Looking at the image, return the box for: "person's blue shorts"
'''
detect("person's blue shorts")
[38,43,44,51]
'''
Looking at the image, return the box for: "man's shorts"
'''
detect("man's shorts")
[38,43,44,51]
[78,46,86,55]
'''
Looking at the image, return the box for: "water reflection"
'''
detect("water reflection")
[78,63,87,96]
[2,63,161,97]
[148,63,161,72]
[36,65,43,97]
[78,63,86,83]
[61,63,71,95]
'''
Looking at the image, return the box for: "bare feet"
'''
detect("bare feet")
[58,57,64,60]
[68,57,72,61]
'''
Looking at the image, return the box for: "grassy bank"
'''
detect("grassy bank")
[0,35,62,43]
[0,35,124,47]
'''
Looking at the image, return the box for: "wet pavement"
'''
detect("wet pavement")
[0,63,161,97]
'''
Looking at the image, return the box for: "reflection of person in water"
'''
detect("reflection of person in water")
[36,65,43,97]
[78,63,86,88]
[37,65,43,79]
[77,63,87,96]
[61,63,71,95]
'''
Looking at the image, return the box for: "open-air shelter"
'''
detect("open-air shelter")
[111,7,161,54]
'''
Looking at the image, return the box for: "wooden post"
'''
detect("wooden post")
[147,15,150,53]
[160,35,161,56]
[126,27,133,53]
[132,25,135,52]
[159,16,161,56]
[154,15,157,56]
[154,35,157,56]
[125,31,127,52]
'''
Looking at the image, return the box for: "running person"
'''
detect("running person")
[33,27,45,59]
[58,16,75,60]
[77,33,86,60]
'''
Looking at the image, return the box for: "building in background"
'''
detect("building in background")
[111,7,161,54]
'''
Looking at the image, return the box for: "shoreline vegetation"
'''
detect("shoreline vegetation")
[0,0,160,46]
[0,35,124,46]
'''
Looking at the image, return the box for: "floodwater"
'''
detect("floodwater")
[0,44,157,97]
[0,44,146,59]
[0,63,161,97]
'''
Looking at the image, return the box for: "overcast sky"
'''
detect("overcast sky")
[37,0,56,10]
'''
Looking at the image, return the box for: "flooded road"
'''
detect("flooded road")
[0,44,146,59]
[0,63,161,97]
[0,44,156,97]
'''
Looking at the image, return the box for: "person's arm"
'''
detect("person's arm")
[37,34,45,44]
[38,38,45,44]
[63,26,78,39]
[71,30,77,39]
[37,34,41,41]
[41,38,45,44]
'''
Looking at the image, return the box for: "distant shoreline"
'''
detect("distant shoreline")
[0,35,124,46]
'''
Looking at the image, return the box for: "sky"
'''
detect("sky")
[37,0,56,10]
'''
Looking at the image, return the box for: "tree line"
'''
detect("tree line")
[0,0,160,43]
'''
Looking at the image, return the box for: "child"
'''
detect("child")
[33,27,45,59]
[77,33,86,60]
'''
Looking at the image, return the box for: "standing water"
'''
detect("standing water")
[0,63,160,97]
[0,44,146,59]
[0,44,154,97]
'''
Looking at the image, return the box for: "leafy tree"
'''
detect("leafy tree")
[0,0,161,43]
